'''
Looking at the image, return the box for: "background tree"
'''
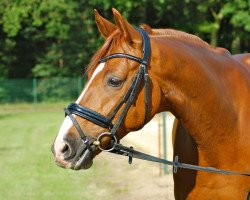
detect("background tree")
[0,0,249,79]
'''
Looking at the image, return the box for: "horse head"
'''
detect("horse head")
[51,9,163,170]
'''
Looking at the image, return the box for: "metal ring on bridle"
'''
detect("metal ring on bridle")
[95,132,118,152]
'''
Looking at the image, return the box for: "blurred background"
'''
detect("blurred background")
[0,0,249,199]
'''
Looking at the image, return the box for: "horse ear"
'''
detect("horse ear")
[94,9,116,38]
[112,8,140,44]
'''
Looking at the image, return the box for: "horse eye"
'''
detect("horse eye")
[108,77,123,87]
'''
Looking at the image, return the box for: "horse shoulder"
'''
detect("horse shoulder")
[172,119,199,200]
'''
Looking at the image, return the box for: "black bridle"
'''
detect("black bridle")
[64,28,150,152]
[64,28,250,177]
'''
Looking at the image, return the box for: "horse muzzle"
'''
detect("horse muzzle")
[52,136,97,170]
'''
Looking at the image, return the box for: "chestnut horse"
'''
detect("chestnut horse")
[52,9,250,199]
[172,53,250,199]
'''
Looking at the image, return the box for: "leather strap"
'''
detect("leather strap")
[99,53,144,64]
[67,103,113,129]
[64,108,94,155]
[112,144,250,177]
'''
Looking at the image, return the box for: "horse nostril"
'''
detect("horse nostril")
[61,143,69,154]
[58,141,75,160]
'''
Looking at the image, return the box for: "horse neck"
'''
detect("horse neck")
[150,36,249,159]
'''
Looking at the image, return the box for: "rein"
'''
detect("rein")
[64,28,250,177]
[111,143,250,176]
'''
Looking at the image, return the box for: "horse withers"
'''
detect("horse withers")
[52,9,250,200]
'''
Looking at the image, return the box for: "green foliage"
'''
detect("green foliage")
[0,0,249,79]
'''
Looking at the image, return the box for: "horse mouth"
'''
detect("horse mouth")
[69,134,114,170]
[53,143,98,170]
[72,146,96,170]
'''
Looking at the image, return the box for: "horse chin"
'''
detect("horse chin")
[72,148,94,170]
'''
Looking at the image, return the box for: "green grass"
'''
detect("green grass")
[0,103,120,200]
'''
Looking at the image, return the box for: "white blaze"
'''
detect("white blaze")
[54,63,105,153]
[76,63,105,103]
[54,116,74,154]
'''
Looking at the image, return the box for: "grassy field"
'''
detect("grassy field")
[0,103,125,200]
[0,103,174,200]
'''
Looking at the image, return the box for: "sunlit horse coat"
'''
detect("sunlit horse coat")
[52,9,250,200]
